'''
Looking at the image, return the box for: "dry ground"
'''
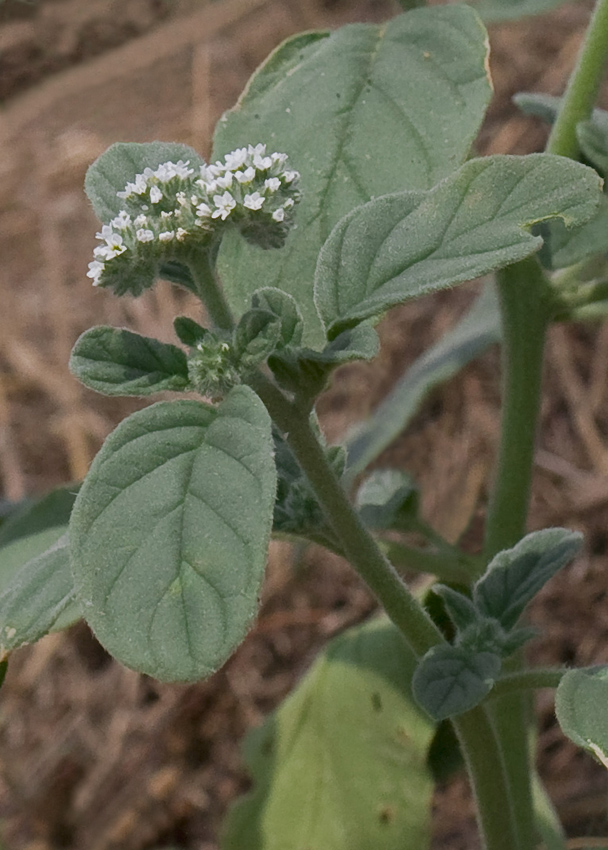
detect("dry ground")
[1,0,608,847]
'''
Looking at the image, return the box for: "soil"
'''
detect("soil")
[0,0,608,848]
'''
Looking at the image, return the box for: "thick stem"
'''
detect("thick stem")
[484,257,554,850]
[489,668,566,699]
[547,0,608,158]
[187,248,234,331]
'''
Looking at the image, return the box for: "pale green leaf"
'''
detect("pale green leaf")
[70,326,190,396]
[85,141,205,222]
[69,387,276,682]
[213,7,492,347]
[556,667,608,767]
[344,282,500,483]
[474,528,583,630]
[315,155,601,337]
[222,616,435,850]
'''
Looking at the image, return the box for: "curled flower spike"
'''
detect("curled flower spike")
[88,145,301,295]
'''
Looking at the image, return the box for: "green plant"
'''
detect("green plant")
[3,1,608,848]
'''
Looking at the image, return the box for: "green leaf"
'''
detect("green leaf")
[0,534,78,656]
[413,644,501,721]
[70,326,190,397]
[538,194,608,270]
[315,154,602,338]
[343,282,500,484]
[222,616,435,850]
[85,141,205,222]
[69,387,276,682]
[233,310,282,368]
[356,469,419,530]
[556,667,608,767]
[577,115,608,179]
[159,260,197,294]
[250,289,304,350]
[213,6,492,347]
[474,528,583,631]
[471,0,569,23]
[513,92,561,124]
[173,316,207,347]
[432,585,479,633]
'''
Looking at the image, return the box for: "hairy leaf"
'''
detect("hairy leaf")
[413,644,501,721]
[316,154,601,338]
[213,7,492,347]
[70,387,276,682]
[556,667,608,767]
[222,617,435,850]
[85,141,204,222]
[474,528,583,630]
[70,326,190,396]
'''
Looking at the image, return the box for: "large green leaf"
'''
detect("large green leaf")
[85,141,205,223]
[556,667,608,768]
[222,616,435,850]
[69,387,276,682]
[344,282,500,483]
[0,534,77,656]
[213,7,492,347]
[315,155,601,338]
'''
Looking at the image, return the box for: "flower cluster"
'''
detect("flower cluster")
[87,144,301,295]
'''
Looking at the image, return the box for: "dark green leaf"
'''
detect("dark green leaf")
[222,616,435,850]
[173,316,208,347]
[556,666,608,767]
[0,534,78,655]
[413,644,501,721]
[159,260,197,294]
[538,195,608,270]
[513,92,561,125]
[214,7,492,347]
[315,155,601,338]
[474,528,583,630]
[69,387,276,682]
[70,326,190,396]
[577,115,608,179]
[233,310,282,368]
[85,141,204,222]
[0,485,77,549]
[344,282,500,484]
[433,585,478,633]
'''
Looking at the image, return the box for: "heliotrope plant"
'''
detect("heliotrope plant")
[3,1,608,848]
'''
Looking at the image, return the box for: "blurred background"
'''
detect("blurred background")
[1,0,608,847]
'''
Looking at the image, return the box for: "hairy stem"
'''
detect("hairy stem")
[188,247,234,331]
[547,0,608,158]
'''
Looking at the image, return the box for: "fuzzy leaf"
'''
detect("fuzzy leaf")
[222,616,435,850]
[316,154,602,338]
[69,387,276,682]
[413,644,501,721]
[70,326,190,397]
[433,585,479,633]
[213,7,492,347]
[556,667,608,767]
[356,469,419,530]
[85,141,204,222]
[234,310,282,368]
[250,289,304,350]
[474,528,583,630]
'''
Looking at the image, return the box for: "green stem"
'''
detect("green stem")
[250,371,521,850]
[380,538,475,584]
[452,708,520,850]
[489,668,567,699]
[532,771,567,850]
[188,247,234,331]
[547,0,608,158]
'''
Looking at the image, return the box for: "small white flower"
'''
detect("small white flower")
[87,260,105,284]
[212,192,236,220]
[249,143,266,157]
[243,192,265,211]
[272,208,285,222]
[149,186,163,204]
[136,228,155,243]
[134,214,148,227]
[176,192,188,206]
[253,154,273,170]
[160,210,174,219]
[225,148,249,170]
[264,177,281,193]
[283,170,298,183]
[196,202,213,218]
[235,167,256,184]
[283,197,295,209]
[158,231,175,242]
[111,211,131,230]
[215,172,234,190]
[176,227,188,241]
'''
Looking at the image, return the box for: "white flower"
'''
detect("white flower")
[249,143,266,157]
[134,214,148,227]
[283,170,298,183]
[111,211,131,230]
[196,202,213,218]
[158,231,175,242]
[87,260,105,284]
[95,227,126,258]
[149,186,163,204]
[176,228,188,241]
[160,210,174,219]
[136,228,155,243]
[215,172,234,190]
[272,208,285,222]
[264,177,281,193]
[253,153,273,170]
[243,192,265,211]
[235,167,256,184]
[283,197,295,209]
[225,148,249,170]
[154,160,193,181]
[212,192,236,220]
